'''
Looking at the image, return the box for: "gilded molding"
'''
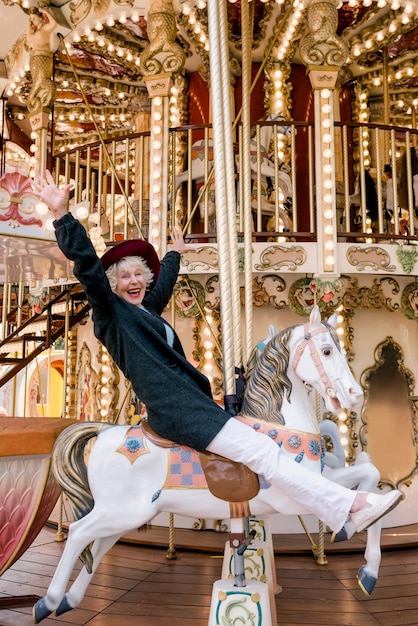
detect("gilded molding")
[180,246,219,272]
[346,246,396,272]
[254,244,306,272]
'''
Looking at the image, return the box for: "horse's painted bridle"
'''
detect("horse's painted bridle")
[292,323,338,399]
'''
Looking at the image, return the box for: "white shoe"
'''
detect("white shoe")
[351,490,402,533]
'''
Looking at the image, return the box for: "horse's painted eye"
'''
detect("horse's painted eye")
[322,347,332,357]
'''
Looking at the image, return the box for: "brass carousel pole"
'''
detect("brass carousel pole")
[382,47,390,163]
[241,0,255,365]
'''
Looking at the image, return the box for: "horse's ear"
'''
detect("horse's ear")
[309,304,322,328]
[327,313,338,328]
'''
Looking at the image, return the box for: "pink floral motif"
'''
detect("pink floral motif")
[0,172,42,227]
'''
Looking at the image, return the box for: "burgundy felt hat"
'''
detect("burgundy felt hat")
[101,239,160,288]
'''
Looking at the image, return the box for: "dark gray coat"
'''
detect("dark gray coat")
[54,213,230,450]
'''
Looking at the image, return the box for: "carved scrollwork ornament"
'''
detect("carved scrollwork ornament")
[245,275,286,310]
[140,0,185,76]
[341,276,400,313]
[299,0,349,68]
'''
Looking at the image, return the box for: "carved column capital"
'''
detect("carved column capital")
[300,0,349,70]
[139,0,185,77]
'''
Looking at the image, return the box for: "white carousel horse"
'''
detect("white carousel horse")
[248,115,293,199]
[251,323,383,596]
[170,114,293,232]
[34,306,370,623]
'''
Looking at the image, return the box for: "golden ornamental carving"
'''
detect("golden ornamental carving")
[299,0,349,68]
[69,0,90,26]
[180,246,219,272]
[336,277,400,361]
[139,0,185,77]
[254,244,306,272]
[346,246,396,272]
[24,6,59,113]
[342,276,400,313]
[26,50,57,113]
[246,275,287,310]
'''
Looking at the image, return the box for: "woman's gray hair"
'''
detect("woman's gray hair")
[105,256,154,292]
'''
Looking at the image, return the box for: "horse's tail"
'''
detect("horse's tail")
[52,421,110,573]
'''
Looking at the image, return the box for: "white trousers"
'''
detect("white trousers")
[207,417,356,532]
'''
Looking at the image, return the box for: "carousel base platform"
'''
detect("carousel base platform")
[98,521,418,555]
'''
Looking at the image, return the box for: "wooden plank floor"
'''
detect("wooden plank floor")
[1,525,418,626]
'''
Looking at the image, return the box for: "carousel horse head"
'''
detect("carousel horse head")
[242,306,363,424]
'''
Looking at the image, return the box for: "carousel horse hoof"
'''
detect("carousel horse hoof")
[351,490,402,533]
[55,593,74,616]
[33,597,53,623]
[357,565,377,596]
[331,527,348,543]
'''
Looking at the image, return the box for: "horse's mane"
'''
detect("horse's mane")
[241,326,295,424]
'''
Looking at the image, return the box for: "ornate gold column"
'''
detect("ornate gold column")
[140,0,185,256]
[25,7,58,176]
[300,0,349,279]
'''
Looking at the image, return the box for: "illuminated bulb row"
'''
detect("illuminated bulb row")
[275,1,305,62]
[334,306,350,452]
[98,347,113,420]
[271,67,285,116]
[5,61,30,98]
[56,109,132,124]
[179,4,210,52]
[367,62,418,90]
[202,311,216,384]
[350,2,415,58]
[150,96,164,255]
[70,34,139,67]
[320,89,335,272]
[6,142,31,167]
[357,89,370,169]
[169,84,182,127]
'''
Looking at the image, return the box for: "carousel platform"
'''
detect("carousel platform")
[1,524,418,626]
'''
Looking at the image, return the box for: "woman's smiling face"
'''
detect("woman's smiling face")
[115,264,148,306]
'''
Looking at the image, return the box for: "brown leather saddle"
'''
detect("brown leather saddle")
[141,419,259,503]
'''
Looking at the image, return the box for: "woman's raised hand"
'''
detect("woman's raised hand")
[31,170,73,220]
[169,226,190,254]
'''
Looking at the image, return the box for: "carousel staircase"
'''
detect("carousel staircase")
[0,286,90,388]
